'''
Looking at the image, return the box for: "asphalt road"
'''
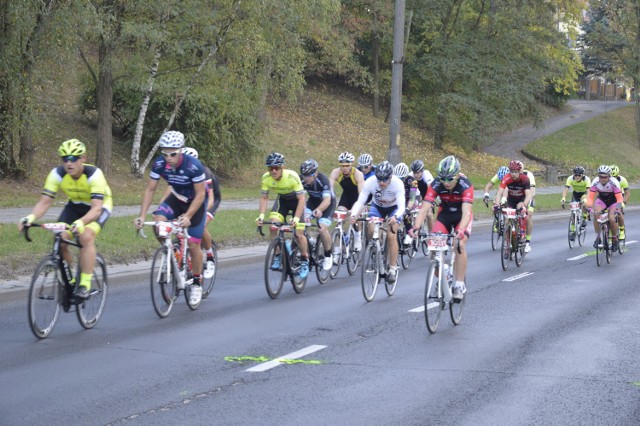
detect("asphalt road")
[1,211,638,424]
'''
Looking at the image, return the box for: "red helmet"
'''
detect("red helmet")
[509,160,523,171]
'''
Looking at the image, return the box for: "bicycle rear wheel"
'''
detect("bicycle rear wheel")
[264,239,286,299]
[361,243,380,302]
[346,228,359,275]
[424,262,443,334]
[568,212,576,249]
[28,256,62,339]
[501,223,512,271]
[604,226,612,264]
[202,243,218,299]
[491,215,501,251]
[76,254,108,329]
[289,244,307,294]
[150,246,176,318]
[515,224,524,267]
[329,228,343,278]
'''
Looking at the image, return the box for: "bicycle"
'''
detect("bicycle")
[594,209,624,266]
[423,231,464,334]
[329,210,360,278]
[259,221,328,299]
[23,222,108,339]
[485,199,504,251]
[397,209,418,269]
[140,221,212,317]
[361,217,397,302]
[500,206,527,271]
[564,200,587,249]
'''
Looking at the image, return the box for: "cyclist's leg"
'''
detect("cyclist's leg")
[609,204,619,237]
[187,203,208,280]
[526,198,534,244]
[202,213,214,252]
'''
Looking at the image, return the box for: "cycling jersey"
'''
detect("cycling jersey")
[500,173,531,201]
[565,175,591,193]
[261,169,304,200]
[337,167,360,207]
[43,164,113,211]
[588,177,623,207]
[150,155,207,202]
[615,175,629,191]
[358,165,376,180]
[424,174,474,235]
[402,175,419,205]
[351,175,406,220]
[410,170,434,199]
[202,165,221,216]
[303,173,335,224]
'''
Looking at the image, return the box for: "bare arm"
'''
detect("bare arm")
[18,194,54,231]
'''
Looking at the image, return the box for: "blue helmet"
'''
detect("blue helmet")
[497,166,509,180]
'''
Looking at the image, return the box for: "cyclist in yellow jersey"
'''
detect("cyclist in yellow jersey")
[18,139,112,299]
[561,166,591,229]
[610,164,629,239]
[256,152,309,278]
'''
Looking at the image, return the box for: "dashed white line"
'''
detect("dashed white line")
[246,345,327,372]
[503,272,534,282]
[567,254,588,261]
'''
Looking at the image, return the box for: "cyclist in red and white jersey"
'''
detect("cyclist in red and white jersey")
[585,165,624,252]
[494,160,533,252]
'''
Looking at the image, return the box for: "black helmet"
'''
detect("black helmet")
[265,152,285,167]
[375,161,393,181]
[410,160,424,173]
[300,159,319,176]
[573,166,585,175]
[437,155,460,180]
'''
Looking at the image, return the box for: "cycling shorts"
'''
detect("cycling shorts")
[154,193,207,241]
[269,196,305,230]
[58,202,110,235]
[305,198,335,227]
[571,191,586,203]
[368,203,398,220]
[432,208,473,236]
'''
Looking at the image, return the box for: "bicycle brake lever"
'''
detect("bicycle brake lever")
[138,227,148,239]
[257,226,265,236]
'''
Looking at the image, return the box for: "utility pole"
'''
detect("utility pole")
[387,0,405,165]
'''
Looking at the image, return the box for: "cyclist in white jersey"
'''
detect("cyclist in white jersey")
[350,161,406,285]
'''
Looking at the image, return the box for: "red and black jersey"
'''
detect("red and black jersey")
[500,173,530,199]
[425,174,474,210]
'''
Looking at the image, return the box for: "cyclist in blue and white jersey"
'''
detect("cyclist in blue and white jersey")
[135,131,208,305]
[350,161,406,285]
[357,153,376,180]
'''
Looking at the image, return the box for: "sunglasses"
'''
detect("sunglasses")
[162,151,179,158]
[574,174,583,177]
[340,164,351,168]
[61,155,80,163]
[598,174,610,179]
[268,166,281,171]
[441,176,456,182]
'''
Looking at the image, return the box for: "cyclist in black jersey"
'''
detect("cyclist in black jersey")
[329,152,365,252]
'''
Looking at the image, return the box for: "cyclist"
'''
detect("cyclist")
[162,147,220,281]
[412,155,473,300]
[586,165,623,252]
[329,152,365,252]
[300,159,336,271]
[394,162,418,245]
[409,159,434,201]
[357,153,376,180]
[255,152,309,278]
[560,166,591,233]
[19,139,113,299]
[610,164,629,240]
[134,131,208,305]
[349,161,406,285]
[494,160,533,252]
[482,166,510,204]
[520,162,537,252]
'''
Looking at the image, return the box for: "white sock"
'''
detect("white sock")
[455,280,465,289]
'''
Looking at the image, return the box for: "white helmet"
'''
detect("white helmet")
[358,153,372,167]
[597,165,612,176]
[338,152,355,163]
[159,131,185,148]
[393,162,409,179]
[182,147,198,158]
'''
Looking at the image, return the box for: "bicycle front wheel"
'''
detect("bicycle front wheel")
[514,224,524,267]
[491,215,501,251]
[150,246,176,318]
[289,244,307,294]
[202,243,218,299]
[399,229,415,269]
[577,216,587,247]
[330,228,343,278]
[315,239,330,284]
[568,212,576,249]
[28,256,62,339]
[76,254,108,329]
[424,262,443,334]
[501,223,512,271]
[264,239,286,299]
[361,243,380,302]
[346,228,359,275]
[449,275,465,326]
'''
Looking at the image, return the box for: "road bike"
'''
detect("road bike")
[594,209,624,266]
[23,223,108,339]
[329,210,359,278]
[500,206,527,271]
[423,231,464,334]
[489,204,505,251]
[259,221,328,299]
[140,221,213,317]
[564,200,587,248]
[397,208,418,269]
[361,217,397,302]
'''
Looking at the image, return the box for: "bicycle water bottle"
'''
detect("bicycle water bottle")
[442,264,453,303]
[285,240,292,254]
[343,233,350,245]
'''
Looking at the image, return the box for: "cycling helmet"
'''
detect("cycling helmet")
[410,160,424,173]
[338,151,355,164]
[393,162,409,179]
[265,152,285,167]
[597,165,612,176]
[300,159,319,176]
[609,164,620,177]
[497,166,510,180]
[572,166,585,175]
[358,153,373,167]
[158,130,185,148]
[182,147,198,158]
[375,161,393,181]
[58,139,86,157]
[508,160,523,171]
[437,155,460,179]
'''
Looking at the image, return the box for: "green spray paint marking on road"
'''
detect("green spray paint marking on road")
[225,355,324,365]
[631,382,640,387]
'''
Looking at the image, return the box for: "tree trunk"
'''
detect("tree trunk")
[96,38,113,174]
[372,34,380,118]
[435,96,447,150]
[18,132,33,177]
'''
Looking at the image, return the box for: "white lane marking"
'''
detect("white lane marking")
[503,272,534,282]
[409,306,425,313]
[567,240,636,261]
[567,254,588,261]
[246,345,327,372]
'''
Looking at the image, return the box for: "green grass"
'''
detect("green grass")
[525,105,640,179]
